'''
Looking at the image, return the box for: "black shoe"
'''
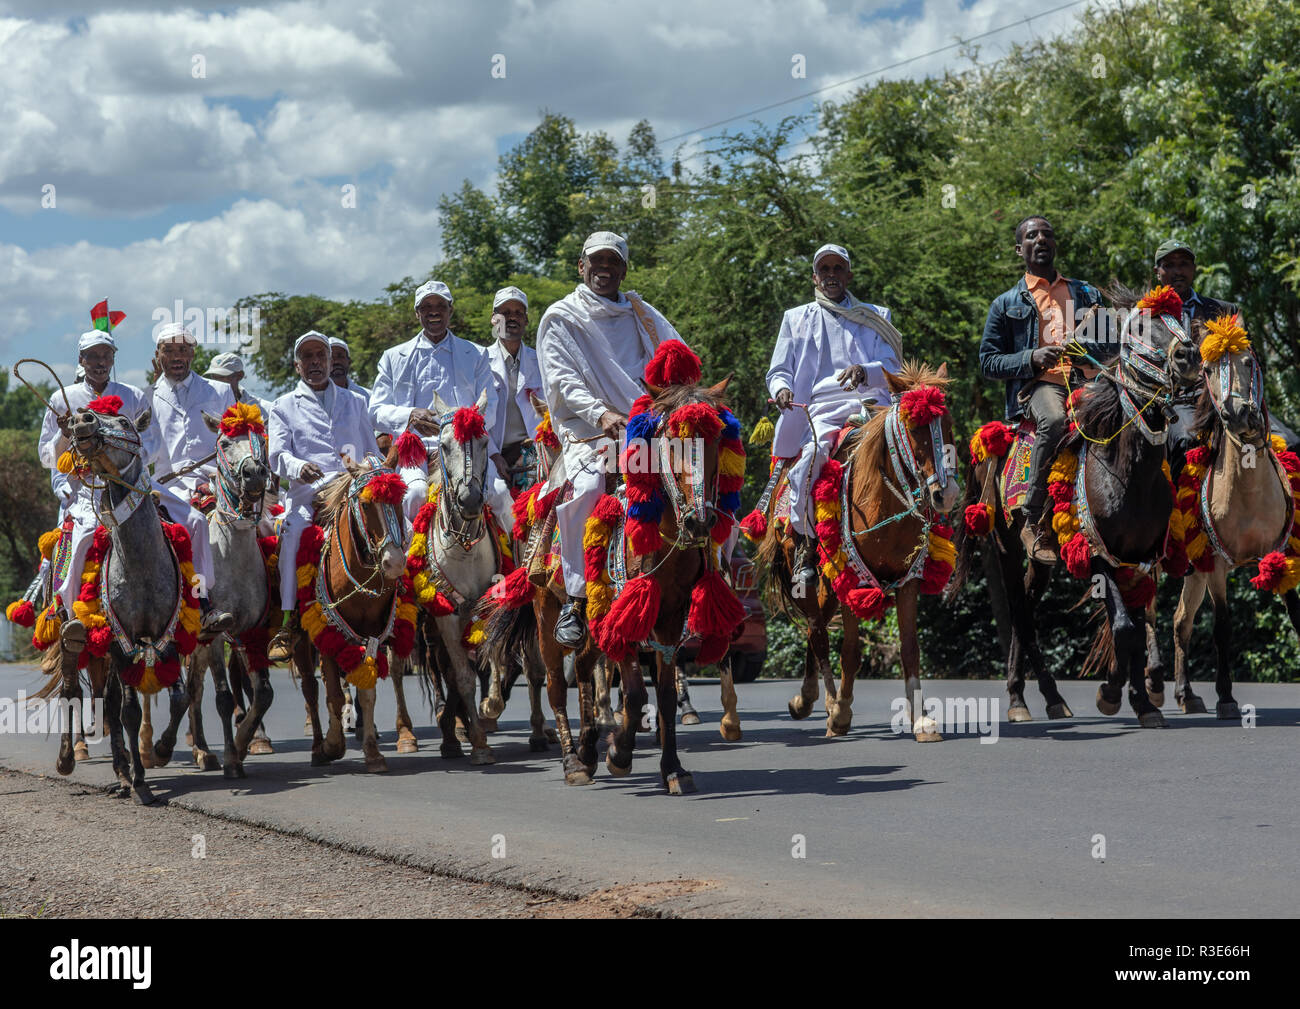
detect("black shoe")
[554,599,587,648]
[792,535,818,585]
[199,608,235,641]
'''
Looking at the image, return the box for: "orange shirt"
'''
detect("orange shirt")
[1025,272,1093,386]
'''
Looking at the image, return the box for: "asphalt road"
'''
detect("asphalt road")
[1,662,1297,917]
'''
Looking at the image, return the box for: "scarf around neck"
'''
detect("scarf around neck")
[815,288,905,363]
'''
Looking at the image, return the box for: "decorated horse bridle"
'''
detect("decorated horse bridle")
[326,458,408,601]
[1112,307,1195,445]
[432,408,490,551]
[213,426,268,524]
[78,418,154,529]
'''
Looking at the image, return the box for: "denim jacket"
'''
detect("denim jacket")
[979,275,1113,419]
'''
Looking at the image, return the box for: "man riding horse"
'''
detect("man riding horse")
[535,230,688,647]
[268,330,379,652]
[368,280,513,530]
[37,319,160,649]
[978,216,1113,562]
[766,242,905,586]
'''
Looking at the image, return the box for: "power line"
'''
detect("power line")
[659,0,1090,146]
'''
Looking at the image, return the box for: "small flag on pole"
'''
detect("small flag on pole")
[90,300,126,333]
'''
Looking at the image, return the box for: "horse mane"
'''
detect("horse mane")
[849,359,952,489]
[317,470,353,526]
[649,379,726,420]
[1103,281,1139,311]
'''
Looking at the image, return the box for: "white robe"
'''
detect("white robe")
[368,330,511,528]
[536,285,686,597]
[766,299,900,534]
[146,372,236,591]
[268,380,379,610]
[36,379,158,604]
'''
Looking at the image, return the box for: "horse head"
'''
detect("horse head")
[642,374,732,547]
[1118,285,1202,393]
[1197,313,1267,445]
[204,405,270,519]
[70,397,149,481]
[432,389,490,522]
[337,458,409,583]
[883,362,960,514]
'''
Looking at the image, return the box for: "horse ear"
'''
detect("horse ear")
[134,408,152,432]
[475,388,488,414]
[707,373,733,397]
[342,455,363,477]
[431,390,451,417]
[884,369,907,395]
[201,410,221,433]
[528,390,547,414]
[645,381,663,397]
[935,362,949,380]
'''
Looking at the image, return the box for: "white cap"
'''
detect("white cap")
[813,243,851,269]
[78,330,116,352]
[414,280,454,308]
[205,351,245,377]
[582,231,628,264]
[154,322,196,346]
[294,330,330,356]
[492,286,529,311]
[328,336,350,355]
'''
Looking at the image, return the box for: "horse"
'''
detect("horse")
[1158,314,1300,716]
[397,389,502,765]
[952,285,1203,727]
[291,452,412,772]
[485,342,747,793]
[37,400,197,804]
[750,363,960,740]
[182,404,275,778]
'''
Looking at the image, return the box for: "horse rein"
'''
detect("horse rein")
[326,460,408,602]
[213,428,268,525]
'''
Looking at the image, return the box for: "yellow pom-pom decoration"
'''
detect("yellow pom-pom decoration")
[749,416,775,446]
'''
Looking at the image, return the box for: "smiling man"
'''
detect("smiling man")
[267,330,378,646]
[767,243,905,585]
[37,326,160,647]
[979,216,1112,562]
[536,230,687,646]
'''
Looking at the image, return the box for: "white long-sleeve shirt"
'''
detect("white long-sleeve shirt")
[367,331,495,448]
[268,380,378,483]
[146,371,236,491]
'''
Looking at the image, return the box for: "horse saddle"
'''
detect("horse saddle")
[997,417,1036,521]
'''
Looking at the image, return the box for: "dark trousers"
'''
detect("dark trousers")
[1021,380,1070,522]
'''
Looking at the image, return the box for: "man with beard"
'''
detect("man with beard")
[329,336,371,400]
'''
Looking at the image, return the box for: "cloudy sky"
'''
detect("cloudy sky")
[0,0,1100,395]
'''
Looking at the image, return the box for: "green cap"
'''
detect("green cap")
[1154,238,1194,267]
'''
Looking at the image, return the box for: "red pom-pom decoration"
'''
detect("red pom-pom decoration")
[644,339,702,388]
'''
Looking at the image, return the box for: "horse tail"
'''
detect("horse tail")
[1078,592,1115,680]
[482,591,537,683]
[949,457,988,599]
[32,639,65,700]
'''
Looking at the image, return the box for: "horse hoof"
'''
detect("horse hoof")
[1045,702,1073,720]
[606,754,632,777]
[323,739,345,761]
[665,771,696,795]
[545,728,559,742]
[1179,695,1208,714]
[365,756,389,773]
[1008,705,1033,723]
[1095,686,1121,716]
[131,785,156,806]
[595,715,618,731]
[1216,701,1240,721]
[112,784,130,799]
[223,762,247,779]
[56,755,75,777]
[479,716,498,734]
[1138,710,1167,728]
[248,738,274,756]
[153,742,174,767]
[680,710,701,726]
[825,720,850,738]
[1145,679,1165,707]
[470,748,495,766]
[310,751,331,767]
[193,750,221,772]
[440,744,465,760]
[564,761,593,785]
[914,731,943,742]
[529,735,549,752]
[74,741,90,762]
[719,721,742,742]
[788,695,814,721]
[396,738,418,754]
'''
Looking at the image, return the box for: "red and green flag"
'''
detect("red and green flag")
[90,299,126,333]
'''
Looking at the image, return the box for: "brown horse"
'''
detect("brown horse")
[754,363,960,740]
[292,452,410,772]
[1161,317,1300,716]
[485,367,744,792]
